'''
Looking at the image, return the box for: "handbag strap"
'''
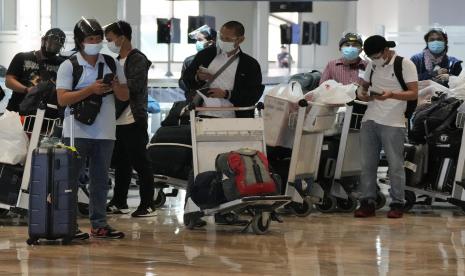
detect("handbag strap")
[201,53,239,89]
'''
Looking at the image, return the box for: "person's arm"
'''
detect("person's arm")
[5,53,30,93]
[124,53,149,102]
[182,50,211,91]
[229,58,264,107]
[112,58,129,101]
[356,79,372,102]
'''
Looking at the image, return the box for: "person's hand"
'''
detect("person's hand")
[373,90,393,101]
[196,68,213,82]
[206,88,227,98]
[110,77,120,90]
[433,73,449,82]
[436,68,448,75]
[89,80,111,95]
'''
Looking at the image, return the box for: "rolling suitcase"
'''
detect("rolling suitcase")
[27,109,80,245]
[0,164,23,207]
[404,144,428,189]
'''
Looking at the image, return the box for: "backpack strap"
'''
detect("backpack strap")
[393,56,408,91]
[102,54,117,74]
[69,55,83,91]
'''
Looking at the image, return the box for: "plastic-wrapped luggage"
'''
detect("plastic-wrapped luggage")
[0,164,23,206]
[148,125,192,180]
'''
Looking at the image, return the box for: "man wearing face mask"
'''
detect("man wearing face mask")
[319,32,367,85]
[103,20,156,217]
[179,25,217,100]
[182,20,264,118]
[56,18,129,239]
[5,28,66,112]
[411,28,462,87]
[354,35,418,219]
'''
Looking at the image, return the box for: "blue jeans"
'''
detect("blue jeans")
[66,138,114,228]
[359,120,405,205]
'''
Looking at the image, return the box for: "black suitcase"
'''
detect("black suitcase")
[427,144,458,194]
[0,164,23,206]
[404,144,428,189]
[317,136,340,189]
[27,109,80,245]
[148,125,192,180]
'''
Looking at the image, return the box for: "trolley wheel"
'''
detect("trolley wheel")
[223,212,239,224]
[251,212,271,235]
[78,203,89,216]
[62,237,72,245]
[26,237,38,246]
[404,190,416,211]
[375,191,387,210]
[289,197,313,217]
[316,195,337,213]
[153,190,166,209]
[336,196,358,213]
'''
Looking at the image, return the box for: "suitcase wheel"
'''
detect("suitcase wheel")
[336,196,358,213]
[153,190,167,209]
[288,197,313,217]
[26,237,38,246]
[251,212,271,235]
[375,190,387,210]
[404,190,416,211]
[315,195,337,213]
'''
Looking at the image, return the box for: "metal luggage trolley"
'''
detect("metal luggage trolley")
[321,100,387,212]
[445,102,465,211]
[1,103,90,215]
[283,99,342,216]
[184,104,291,235]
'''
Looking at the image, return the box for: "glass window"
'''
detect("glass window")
[268,12,299,68]
[141,0,199,62]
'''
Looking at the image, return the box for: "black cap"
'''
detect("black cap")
[363,35,396,57]
[339,33,363,48]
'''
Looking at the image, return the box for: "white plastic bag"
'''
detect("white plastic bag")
[0,111,29,165]
[308,80,357,105]
[417,80,449,105]
[264,81,303,148]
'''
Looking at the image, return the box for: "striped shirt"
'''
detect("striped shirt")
[319,58,368,85]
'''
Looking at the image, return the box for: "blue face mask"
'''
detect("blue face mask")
[341,46,360,61]
[428,40,445,54]
[196,41,205,52]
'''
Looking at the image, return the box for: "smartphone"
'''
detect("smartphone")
[102,73,115,85]
[197,87,210,96]
[369,90,384,96]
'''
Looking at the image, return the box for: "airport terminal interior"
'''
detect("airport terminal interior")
[1,0,465,275]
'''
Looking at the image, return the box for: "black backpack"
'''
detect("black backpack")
[369,56,417,120]
[288,70,321,92]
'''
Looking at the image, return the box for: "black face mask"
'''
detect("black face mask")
[41,38,63,58]
[41,46,57,58]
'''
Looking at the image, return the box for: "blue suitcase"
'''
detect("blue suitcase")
[27,108,80,245]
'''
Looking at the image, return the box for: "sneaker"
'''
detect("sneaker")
[106,203,130,214]
[354,201,376,218]
[91,226,125,239]
[387,204,404,219]
[74,229,90,240]
[131,206,156,217]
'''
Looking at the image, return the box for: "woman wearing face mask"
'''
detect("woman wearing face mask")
[56,18,129,240]
[179,25,217,100]
[411,28,462,86]
[319,33,367,85]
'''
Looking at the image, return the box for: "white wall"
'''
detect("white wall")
[52,0,118,31]
[2,0,17,30]
[299,1,358,71]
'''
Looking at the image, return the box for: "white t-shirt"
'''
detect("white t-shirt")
[115,57,135,125]
[201,50,239,118]
[362,54,418,128]
[56,52,126,140]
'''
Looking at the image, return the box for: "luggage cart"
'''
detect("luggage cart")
[324,100,387,212]
[283,100,342,216]
[0,103,90,215]
[183,104,291,234]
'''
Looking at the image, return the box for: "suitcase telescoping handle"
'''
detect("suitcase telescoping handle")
[69,107,75,149]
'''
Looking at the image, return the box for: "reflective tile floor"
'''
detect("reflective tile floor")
[1,189,465,276]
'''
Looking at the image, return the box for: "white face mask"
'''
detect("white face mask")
[83,42,103,56]
[371,57,386,67]
[217,38,236,53]
[107,41,121,54]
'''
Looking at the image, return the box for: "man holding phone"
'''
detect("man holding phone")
[181,21,264,118]
[355,35,418,219]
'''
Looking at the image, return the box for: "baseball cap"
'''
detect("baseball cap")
[363,35,396,57]
[339,32,363,47]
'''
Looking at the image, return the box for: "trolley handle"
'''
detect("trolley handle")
[347,99,368,106]
[193,106,257,112]
[298,99,345,108]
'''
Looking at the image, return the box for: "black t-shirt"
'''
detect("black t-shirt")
[6,51,64,112]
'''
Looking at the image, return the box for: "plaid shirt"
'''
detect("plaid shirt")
[319,58,368,85]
